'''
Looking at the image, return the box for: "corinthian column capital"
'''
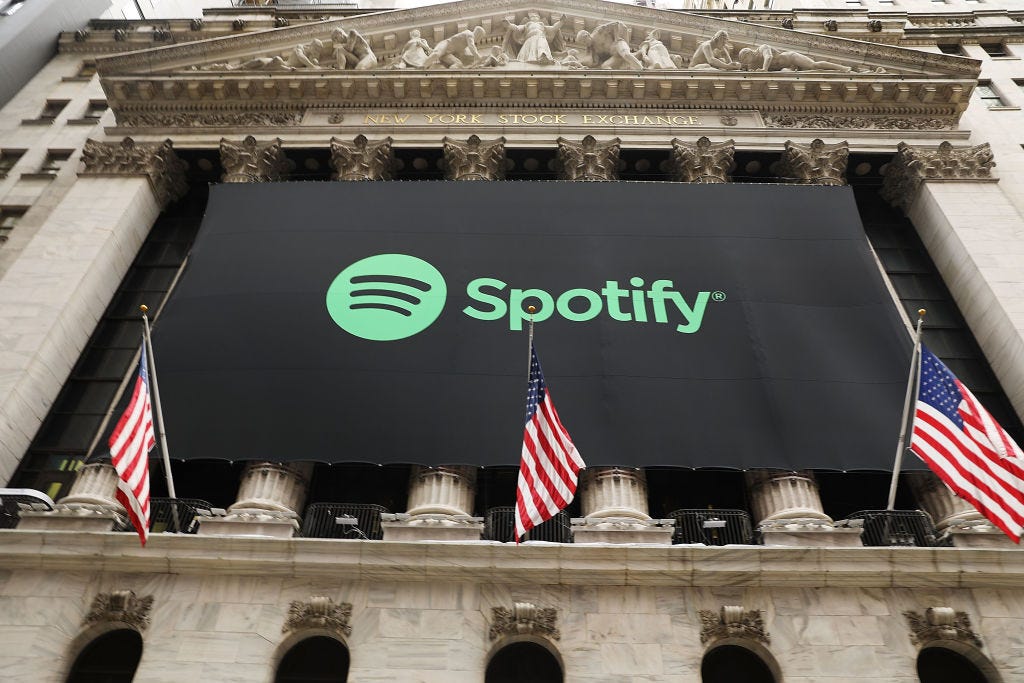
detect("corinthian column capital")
[443,135,506,180]
[670,137,735,184]
[780,138,849,186]
[881,141,997,210]
[219,135,289,183]
[81,137,187,207]
[557,135,620,181]
[330,135,395,181]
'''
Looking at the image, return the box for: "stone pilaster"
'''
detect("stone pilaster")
[880,142,1024,424]
[880,141,996,211]
[0,140,183,485]
[779,139,848,185]
[557,136,620,181]
[199,462,313,538]
[17,462,126,532]
[219,135,289,183]
[81,137,188,208]
[573,467,672,544]
[670,137,734,184]
[909,471,1014,548]
[382,466,483,542]
[747,471,861,547]
[442,135,506,181]
[330,135,395,181]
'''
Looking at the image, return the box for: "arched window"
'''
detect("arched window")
[918,646,995,683]
[275,636,350,683]
[485,641,563,683]
[66,629,143,683]
[701,644,777,683]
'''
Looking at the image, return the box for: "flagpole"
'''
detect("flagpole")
[140,304,181,532]
[526,304,536,375]
[886,308,926,511]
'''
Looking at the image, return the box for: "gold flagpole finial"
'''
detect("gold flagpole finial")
[527,305,536,314]
[917,308,926,317]
[140,304,149,314]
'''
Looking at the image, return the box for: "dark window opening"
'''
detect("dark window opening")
[486,642,563,683]
[40,150,74,174]
[0,148,25,175]
[701,644,776,683]
[66,629,143,683]
[980,43,1008,58]
[938,44,963,56]
[0,206,27,242]
[275,636,349,683]
[917,646,991,683]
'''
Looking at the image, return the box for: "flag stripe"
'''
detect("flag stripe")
[109,342,156,547]
[515,346,585,542]
[909,346,1024,543]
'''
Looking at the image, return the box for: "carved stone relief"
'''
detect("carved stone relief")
[219,136,290,183]
[84,591,154,630]
[699,606,770,646]
[881,141,996,210]
[780,138,849,186]
[118,111,302,128]
[904,608,983,649]
[557,135,620,181]
[671,136,734,184]
[330,135,395,181]
[198,27,377,71]
[284,597,353,636]
[443,135,507,181]
[764,115,953,131]
[80,137,187,208]
[489,603,560,641]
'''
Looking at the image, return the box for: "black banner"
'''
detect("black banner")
[153,182,914,470]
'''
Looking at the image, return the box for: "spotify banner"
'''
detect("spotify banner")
[153,181,913,470]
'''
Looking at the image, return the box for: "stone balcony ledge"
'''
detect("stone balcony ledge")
[0,529,1019,587]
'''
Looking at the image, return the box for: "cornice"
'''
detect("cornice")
[0,530,1020,588]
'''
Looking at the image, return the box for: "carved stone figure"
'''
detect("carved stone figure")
[475,46,510,68]
[330,135,395,181]
[422,27,486,69]
[489,603,560,641]
[699,606,770,645]
[502,12,566,65]
[84,591,154,631]
[284,597,352,636]
[332,27,377,70]
[636,30,677,69]
[391,29,431,69]
[904,608,983,648]
[671,137,735,183]
[576,22,643,70]
[738,44,852,72]
[557,136,620,180]
[689,30,740,70]
[559,48,586,70]
[443,135,506,180]
[204,38,329,71]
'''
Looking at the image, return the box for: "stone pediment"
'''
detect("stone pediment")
[95,0,980,132]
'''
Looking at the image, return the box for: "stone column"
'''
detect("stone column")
[908,471,1012,548]
[670,137,735,183]
[330,135,395,180]
[882,141,1024,423]
[219,135,289,182]
[573,468,672,544]
[747,471,861,547]
[442,135,506,181]
[199,462,313,538]
[556,136,620,181]
[779,138,849,185]
[17,462,126,532]
[382,466,484,542]
[0,137,185,487]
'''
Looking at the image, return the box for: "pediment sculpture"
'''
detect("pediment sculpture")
[191,18,882,74]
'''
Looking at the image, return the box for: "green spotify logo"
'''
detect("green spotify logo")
[325,253,447,341]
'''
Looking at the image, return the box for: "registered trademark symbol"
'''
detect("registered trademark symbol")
[712,291,727,302]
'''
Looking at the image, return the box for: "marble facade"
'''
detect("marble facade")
[2,0,1024,680]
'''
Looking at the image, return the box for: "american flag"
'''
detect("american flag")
[910,345,1024,542]
[108,342,155,546]
[515,345,586,542]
